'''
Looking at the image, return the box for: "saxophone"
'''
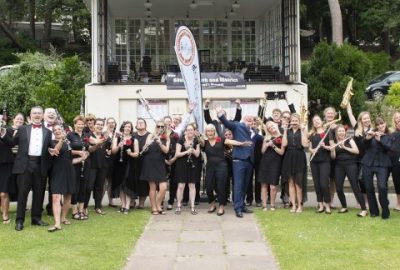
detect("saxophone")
[340,77,354,109]
[299,96,309,127]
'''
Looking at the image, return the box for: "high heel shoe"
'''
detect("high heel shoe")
[175,207,181,215]
[207,206,217,213]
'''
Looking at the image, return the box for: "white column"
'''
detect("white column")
[91,0,99,83]
[295,0,301,82]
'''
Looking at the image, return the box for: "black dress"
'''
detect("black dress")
[281,129,307,185]
[175,137,200,184]
[133,131,150,196]
[258,136,283,185]
[140,136,167,182]
[112,136,136,198]
[50,140,76,195]
[0,127,15,193]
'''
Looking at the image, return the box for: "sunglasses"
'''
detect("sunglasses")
[157,125,165,128]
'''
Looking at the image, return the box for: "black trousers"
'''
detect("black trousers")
[391,158,400,194]
[205,163,228,205]
[167,164,177,205]
[362,165,390,218]
[16,159,47,223]
[310,161,331,204]
[335,162,366,210]
[85,168,106,209]
[71,164,87,205]
[245,162,261,204]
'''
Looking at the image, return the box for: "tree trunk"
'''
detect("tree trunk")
[328,0,343,45]
[29,0,36,40]
[381,31,390,55]
[0,21,24,50]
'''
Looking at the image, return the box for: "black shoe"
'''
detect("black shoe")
[235,211,243,218]
[242,207,253,214]
[217,210,225,216]
[32,220,49,226]
[207,207,217,213]
[15,222,24,231]
[245,201,252,206]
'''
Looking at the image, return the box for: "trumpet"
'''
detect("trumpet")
[340,77,354,109]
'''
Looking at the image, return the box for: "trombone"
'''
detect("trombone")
[136,89,157,122]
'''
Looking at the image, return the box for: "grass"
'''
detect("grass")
[0,206,150,270]
[255,208,400,270]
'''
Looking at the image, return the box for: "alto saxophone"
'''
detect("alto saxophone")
[299,98,309,127]
[340,77,354,109]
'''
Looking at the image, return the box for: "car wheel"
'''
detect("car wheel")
[372,90,384,101]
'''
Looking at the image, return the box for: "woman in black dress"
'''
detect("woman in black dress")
[200,124,249,216]
[258,121,285,211]
[172,124,200,215]
[390,112,400,211]
[140,120,170,215]
[67,115,90,220]
[133,118,150,208]
[0,113,24,224]
[281,113,308,213]
[308,115,332,214]
[331,125,367,217]
[111,121,139,213]
[48,125,77,232]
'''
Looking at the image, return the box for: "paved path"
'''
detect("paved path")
[124,203,280,270]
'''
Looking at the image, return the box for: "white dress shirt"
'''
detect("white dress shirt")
[28,126,43,156]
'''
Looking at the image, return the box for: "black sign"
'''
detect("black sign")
[166,72,246,90]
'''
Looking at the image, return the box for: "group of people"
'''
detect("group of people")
[0,98,399,233]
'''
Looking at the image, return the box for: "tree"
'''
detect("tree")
[327,0,343,45]
[0,51,89,124]
[302,42,373,120]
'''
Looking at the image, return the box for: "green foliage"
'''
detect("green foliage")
[364,51,391,77]
[385,82,400,109]
[302,42,372,121]
[0,51,89,125]
[394,59,400,70]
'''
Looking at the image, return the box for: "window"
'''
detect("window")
[115,19,127,73]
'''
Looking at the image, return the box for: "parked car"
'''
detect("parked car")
[0,65,17,77]
[365,71,400,100]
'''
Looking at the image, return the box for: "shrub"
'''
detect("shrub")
[385,82,400,109]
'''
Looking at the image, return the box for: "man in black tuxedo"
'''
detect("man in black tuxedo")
[204,99,242,138]
[1,106,56,231]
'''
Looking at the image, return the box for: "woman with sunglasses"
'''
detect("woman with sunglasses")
[140,120,170,215]
[362,117,392,219]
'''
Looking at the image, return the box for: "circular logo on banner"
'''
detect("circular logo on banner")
[176,29,196,66]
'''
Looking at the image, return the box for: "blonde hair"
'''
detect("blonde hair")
[309,115,323,137]
[264,121,280,141]
[355,112,372,137]
[153,120,166,135]
[204,123,216,138]
[323,107,336,118]
[392,112,400,131]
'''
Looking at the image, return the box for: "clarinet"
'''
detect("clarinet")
[186,141,195,168]
[80,145,86,177]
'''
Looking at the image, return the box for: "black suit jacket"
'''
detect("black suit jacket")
[204,108,242,137]
[2,124,52,176]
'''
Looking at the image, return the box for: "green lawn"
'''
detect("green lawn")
[0,206,150,270]
[256,208,400,270]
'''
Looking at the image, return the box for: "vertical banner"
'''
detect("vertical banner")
[174,26,204,132]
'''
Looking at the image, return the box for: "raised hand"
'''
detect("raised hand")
[204,99,211,108]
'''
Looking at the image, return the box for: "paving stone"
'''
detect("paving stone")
[125,256,175,270]
[227,256,280,270]
[180,230,223,242]
[223,229,264,242]
[177,242,224,256]
[133,240,178,257]
[174,255,228,270]
[225,242,270,257]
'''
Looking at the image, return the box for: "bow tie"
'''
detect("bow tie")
[32,124,42,129]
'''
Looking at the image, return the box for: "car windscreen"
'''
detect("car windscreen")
[369,72,395,84]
